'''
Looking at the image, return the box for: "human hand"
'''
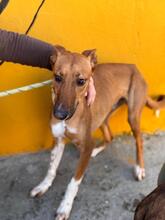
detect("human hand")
[85,77,96,106]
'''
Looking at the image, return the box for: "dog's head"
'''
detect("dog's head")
[50,45,97,120]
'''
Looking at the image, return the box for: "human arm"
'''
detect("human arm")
[0,29,54,69]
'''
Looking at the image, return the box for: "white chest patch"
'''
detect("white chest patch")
[66,126,77,134]
[51,121,77,138]
[51,121,66,138]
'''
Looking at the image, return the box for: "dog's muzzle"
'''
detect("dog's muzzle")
[53,103,78,120]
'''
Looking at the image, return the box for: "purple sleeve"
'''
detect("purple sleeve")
[0,29,54,70]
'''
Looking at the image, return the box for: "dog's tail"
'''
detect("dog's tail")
[146,95,165,117]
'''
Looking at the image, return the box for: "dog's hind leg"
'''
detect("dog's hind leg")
[91,121,112,158]
[128,110,145,181]
[101,119,113,143]
[30,138,65,197]
[127,76,147,181]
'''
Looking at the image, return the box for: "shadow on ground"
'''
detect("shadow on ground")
[0,133,165,220]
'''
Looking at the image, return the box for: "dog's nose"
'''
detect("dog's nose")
[53,105,69,120]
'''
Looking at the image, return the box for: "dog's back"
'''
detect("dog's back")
[90,63,146,131]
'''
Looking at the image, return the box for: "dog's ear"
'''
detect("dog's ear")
[50,45,66,66]
[82,49,97,68]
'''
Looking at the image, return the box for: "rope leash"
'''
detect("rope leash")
[0,80,162,119]
[0,79,52,97]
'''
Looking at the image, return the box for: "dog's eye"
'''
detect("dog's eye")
[54,74,63,83]
[76,78,86,86]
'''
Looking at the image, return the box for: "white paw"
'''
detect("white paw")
[134,165,145,181]
[55,213,69,220]
[30,181,50,197]
[55,202,71,220]
[91,145,105,158]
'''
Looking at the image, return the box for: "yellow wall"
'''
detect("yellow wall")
[0,0,165,155]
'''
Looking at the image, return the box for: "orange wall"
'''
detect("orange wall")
[0,0,165,155]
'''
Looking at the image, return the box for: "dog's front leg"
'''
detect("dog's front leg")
[55,139,93,220]
[30,137,65,197]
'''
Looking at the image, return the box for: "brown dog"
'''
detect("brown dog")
[30,47,165,220]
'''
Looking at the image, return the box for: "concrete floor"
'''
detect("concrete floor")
[0,133,165,220]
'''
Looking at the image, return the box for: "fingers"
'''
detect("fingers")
[86,77,96,106]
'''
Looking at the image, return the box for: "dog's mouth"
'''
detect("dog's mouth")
[65,104,78,120]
